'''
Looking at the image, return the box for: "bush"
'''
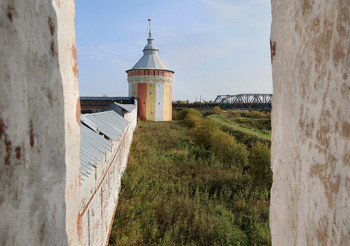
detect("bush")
[172,110,179,120]
[250,142,272,188]
[211,131,248,169]
[202,110,216,117]
[240,110,266,119]
[177,108,202,121]
[227,110,241,118]
[193,120,249,169]
[184,113,202,127]
[213,106,221,112]
[193,119,220,149]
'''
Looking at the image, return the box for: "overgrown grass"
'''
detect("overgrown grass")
[109,109,272,245]
[210,115,271,140]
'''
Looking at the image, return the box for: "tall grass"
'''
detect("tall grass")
[109,109,272,245]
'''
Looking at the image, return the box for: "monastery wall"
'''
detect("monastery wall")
[1,0,349,245]
[80,111,137,246]
[124,108,138,131]
[0,0,81,245]
[270,0,350,245]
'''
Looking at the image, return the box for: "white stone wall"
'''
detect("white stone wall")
[155,83,165,121]
[270,0,350,245]
[0,0,81,245]
[124,108,138,131]
[80,117,136,246]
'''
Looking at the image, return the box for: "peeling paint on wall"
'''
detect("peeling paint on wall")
[270,0,350,245]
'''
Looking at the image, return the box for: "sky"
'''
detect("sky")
[75,0,272,102]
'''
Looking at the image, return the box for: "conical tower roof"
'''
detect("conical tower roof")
[128,21,173,72]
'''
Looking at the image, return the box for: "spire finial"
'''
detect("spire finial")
[148,19,152,38]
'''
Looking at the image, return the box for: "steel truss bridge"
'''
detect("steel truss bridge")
[213,94,273,109]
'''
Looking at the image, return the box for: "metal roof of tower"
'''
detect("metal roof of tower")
[127,20,174,72]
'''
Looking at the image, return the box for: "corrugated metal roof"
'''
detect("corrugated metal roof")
[81,111,128,141]
[114,103,136,112]
[128,35,173,72]
[81,115,98,132]
[80,124,112,180]
[80,110,129,182]
[104,102,136,113]
[80,96,133,101]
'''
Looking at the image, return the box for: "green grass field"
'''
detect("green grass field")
[210,115,271,140]
[109,109,272,245]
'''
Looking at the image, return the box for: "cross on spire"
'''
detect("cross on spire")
[148,19,152,38]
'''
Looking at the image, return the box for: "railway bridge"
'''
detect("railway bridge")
[213,94,272,109]
[172,94,273,110]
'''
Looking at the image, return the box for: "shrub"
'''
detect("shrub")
[211,131,249,169]
[241,110,265,119]
[193,119,220,149]
[177,108,202,121]
[202,110,216,117]
[250,142,272,188]
[172,110,179,120]
[213,106,221,112]
[228,110,241,118]
[184,113,202,127]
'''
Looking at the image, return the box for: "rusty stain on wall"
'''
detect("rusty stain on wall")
[1,118,12,165]
[15,146,21,160]
[76,97,81,125]
[270,40,277,63]
[302,0,312,17]
[50,40,56,57]
[77,213,82,243]
[342,122,350,138]
[72,44,78,78]
[6,4,14,21]
[0,117,5,138]
[48,17,55,36]
[29,120,34,148]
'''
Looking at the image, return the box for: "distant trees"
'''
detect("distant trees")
[173,99,216,105]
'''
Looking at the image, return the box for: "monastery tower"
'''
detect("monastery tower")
[126,20,174,121]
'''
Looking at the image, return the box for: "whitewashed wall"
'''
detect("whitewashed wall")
[124,108,138,131]
[155,83,165,121]
[0,0,81,245]
[270,0,350,245]
[80,112,137,246]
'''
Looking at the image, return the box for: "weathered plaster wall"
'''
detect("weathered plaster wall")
[270,0,350,245]
[125,108,138,131]
[0,0,80,245]
[53,1,82,244]
[80,116,136,246]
